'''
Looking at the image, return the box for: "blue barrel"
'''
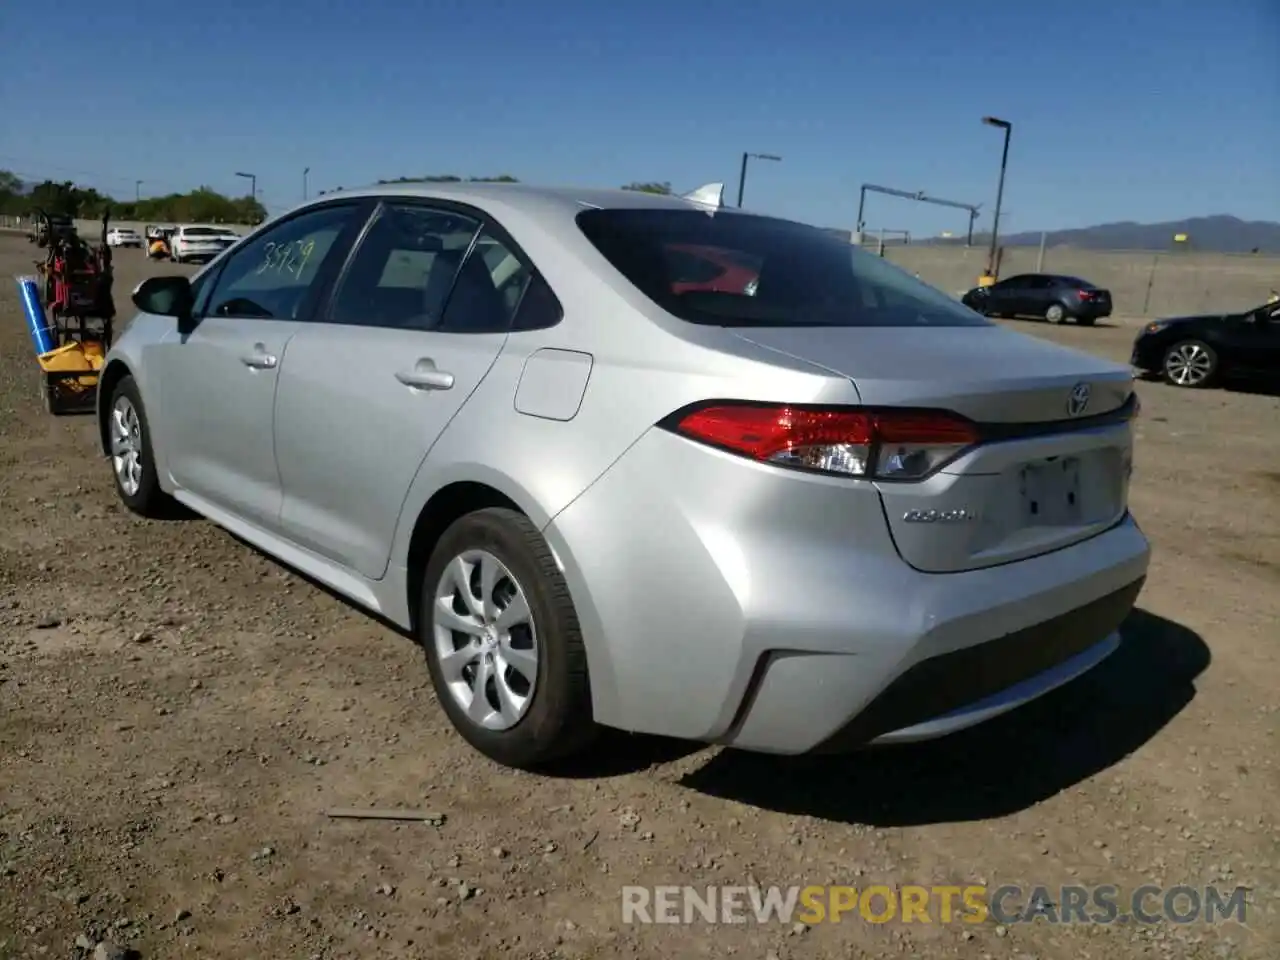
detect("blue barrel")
[16,276,56,355]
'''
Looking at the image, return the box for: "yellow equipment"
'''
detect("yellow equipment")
[37,340,105,415]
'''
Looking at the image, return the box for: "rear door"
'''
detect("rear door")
[272,200,534,579]
[151,201,368,530]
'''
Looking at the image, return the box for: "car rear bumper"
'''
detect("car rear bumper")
[543,428,1151,754]
[176,245,227,259]
[1073,301,1112,319]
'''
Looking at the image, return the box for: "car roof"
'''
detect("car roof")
[312,181,740,219]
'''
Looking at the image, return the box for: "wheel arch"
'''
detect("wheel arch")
[398,470,615,723]
[401,470,549,637]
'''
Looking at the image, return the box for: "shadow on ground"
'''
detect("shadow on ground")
[1137,371,1280,397]
[1230,377,1280,398]
[669,608,1208,826]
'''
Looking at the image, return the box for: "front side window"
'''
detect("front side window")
[576,209,988,328]
[204,204,360,320]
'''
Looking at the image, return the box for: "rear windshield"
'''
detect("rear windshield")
[183,227,221,237]
[575,208,987,328]
[1056,276,1094,288]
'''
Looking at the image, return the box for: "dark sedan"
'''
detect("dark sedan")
[1130,301,1280,388]
[961,273,1113,326]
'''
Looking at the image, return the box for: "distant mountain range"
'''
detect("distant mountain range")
[921,215,1280,254]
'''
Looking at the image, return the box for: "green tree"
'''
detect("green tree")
[0,170,266,223]
[620,181,673,195]
[376,174,520,185]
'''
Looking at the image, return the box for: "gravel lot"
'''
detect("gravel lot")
[1,234,1276,959]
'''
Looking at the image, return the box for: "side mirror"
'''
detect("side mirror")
[133,276,195,333]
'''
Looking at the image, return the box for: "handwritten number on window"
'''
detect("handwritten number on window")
[256,238,317,278]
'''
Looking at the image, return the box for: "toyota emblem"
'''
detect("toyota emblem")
[1066,382,1091,417]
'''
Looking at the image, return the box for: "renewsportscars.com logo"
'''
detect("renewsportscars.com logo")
[621,884,1250,926]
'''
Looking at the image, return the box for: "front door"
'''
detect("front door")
[987,275,1025,315]
[274,201,534,578]
[152,201,367,530]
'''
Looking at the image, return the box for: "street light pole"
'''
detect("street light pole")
[736,152,782,208]
[303,167,310,202]
[135,179,142,202]
[234,171,257,203]
[981,116,1013,277]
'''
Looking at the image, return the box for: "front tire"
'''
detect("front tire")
[106,375,175,517]
[420,508,596,768]
[1162,340,1218,388]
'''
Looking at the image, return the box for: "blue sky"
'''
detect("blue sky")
[2,0,1277,235]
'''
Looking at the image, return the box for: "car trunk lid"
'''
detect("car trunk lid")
[731,325,1136,573]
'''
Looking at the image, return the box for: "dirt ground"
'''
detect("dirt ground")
[0,233,1276,960]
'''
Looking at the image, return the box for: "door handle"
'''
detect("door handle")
[395,366,454,391]
[240,353,277,369]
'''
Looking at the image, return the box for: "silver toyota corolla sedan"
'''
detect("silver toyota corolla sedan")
[97,181,1150,768]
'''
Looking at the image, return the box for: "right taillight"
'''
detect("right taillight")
[666,403,979,481]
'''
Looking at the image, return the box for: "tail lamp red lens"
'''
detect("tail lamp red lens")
[670,404,980,481]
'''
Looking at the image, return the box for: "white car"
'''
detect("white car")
[106,227,143,248]
[170,225,238,264]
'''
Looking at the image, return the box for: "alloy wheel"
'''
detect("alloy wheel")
[109,395,144,496]
[432,549,538,731]
[1165,343,1213,386]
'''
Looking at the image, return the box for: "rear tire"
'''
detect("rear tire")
[1045,303,1067,323]
[1075,315,1097,327]
[1162,339,1218,388]
[420,508,597,768]
[106,375,176,517]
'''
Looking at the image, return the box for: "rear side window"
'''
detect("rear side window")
[510,273,562,331]
[576,209,986,328]
[328,203,482,330]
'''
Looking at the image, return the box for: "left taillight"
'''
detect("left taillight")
[663,403,980,481]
